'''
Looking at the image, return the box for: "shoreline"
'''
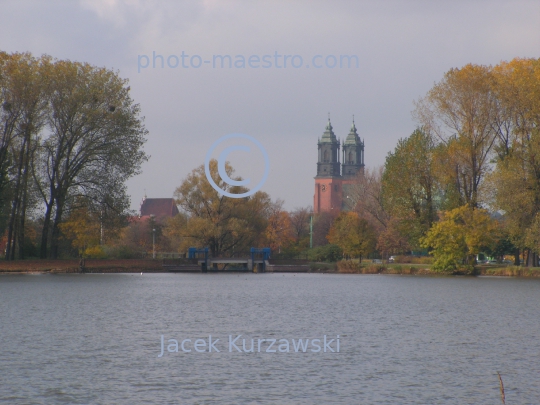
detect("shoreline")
[1,259,539,278]
[2,268,540,278]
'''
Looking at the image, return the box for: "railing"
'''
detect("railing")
[271,252,309,260]
[211,251,252,259]
[141,252,186,259]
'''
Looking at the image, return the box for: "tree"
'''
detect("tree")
[414,64,498,208]
[421,205,500,273]
[163,212,188,252]
[34,59,148,258]
[489,58,540,266]
[347,166,389,232]
[0,52,48,259]
[376,217,410,259]
[265,200,294,253]
[171,159,272,256]
[289,206,311,243]
[327,212,376,261]
[382,128,439,248]
[59,203,102,258]
[311,211,337,247]
[0,52,148,260]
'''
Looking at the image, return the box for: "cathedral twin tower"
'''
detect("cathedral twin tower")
[314,118,365,214]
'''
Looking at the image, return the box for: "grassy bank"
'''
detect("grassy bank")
[478,265,540,277]
[0,259,163,274]
[336,260,540,277]
[337,261,433,275]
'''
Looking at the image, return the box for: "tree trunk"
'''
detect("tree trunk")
[17,135,33,259]
[525,249,533,267]
[50,197,65,259]
[40,198,54,258]
[514,248,520,266]
[5,138,27,260]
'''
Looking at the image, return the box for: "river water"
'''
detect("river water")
[0,273,539,404]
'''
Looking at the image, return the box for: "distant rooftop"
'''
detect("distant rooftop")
[140,197,179,219]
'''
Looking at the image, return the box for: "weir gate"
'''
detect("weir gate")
[162,247,309,273]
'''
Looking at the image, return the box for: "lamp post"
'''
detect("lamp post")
[310,214,313,249]
[152,228,156,259]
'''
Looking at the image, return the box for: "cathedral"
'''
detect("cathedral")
[314,118,365,214]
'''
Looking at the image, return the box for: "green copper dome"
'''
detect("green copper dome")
[344,120,361,145]
[320,119,338,143]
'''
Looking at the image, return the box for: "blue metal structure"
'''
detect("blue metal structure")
[188,247,209,271]
[250,247,271,272]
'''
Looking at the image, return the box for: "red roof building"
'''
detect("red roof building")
[139,197,179,222]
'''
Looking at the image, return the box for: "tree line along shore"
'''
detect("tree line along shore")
[2,52,540,276]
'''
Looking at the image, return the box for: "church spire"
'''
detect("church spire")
[316,116,340,177]
[342,114,364,178]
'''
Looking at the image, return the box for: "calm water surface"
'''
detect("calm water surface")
[1,273,539,404]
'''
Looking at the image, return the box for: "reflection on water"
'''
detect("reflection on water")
[1,273,539,404]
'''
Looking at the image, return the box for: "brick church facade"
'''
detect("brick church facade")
[313,118,365,214]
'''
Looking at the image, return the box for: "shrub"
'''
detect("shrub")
[337,260,385,274]
[337,260,362,273]
[394,255,433,264]
[103,245,140,259]
[84,245,107,259]
[308,244,342,262]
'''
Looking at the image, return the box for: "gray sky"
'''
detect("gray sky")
[1,0,539,211]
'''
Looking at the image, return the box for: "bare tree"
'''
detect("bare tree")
[346,166,389,233]
[289,206,311,242]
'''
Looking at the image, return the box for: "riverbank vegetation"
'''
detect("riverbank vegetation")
[344,57,540,274]
[2,53,540,278]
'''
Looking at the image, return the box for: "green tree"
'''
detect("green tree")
[34,58,148,258]
[382,128,439,248]
[421,205,500,273]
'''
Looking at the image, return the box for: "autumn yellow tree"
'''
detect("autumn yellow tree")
[265,203,294,253]
[414,64,498,208]
[421,205,500,273]
[59,205,103,258]
[327,212,376,261]
[170,159,272,256]
[490,58,540,266]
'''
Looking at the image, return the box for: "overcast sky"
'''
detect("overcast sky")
[1,0,539,211]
